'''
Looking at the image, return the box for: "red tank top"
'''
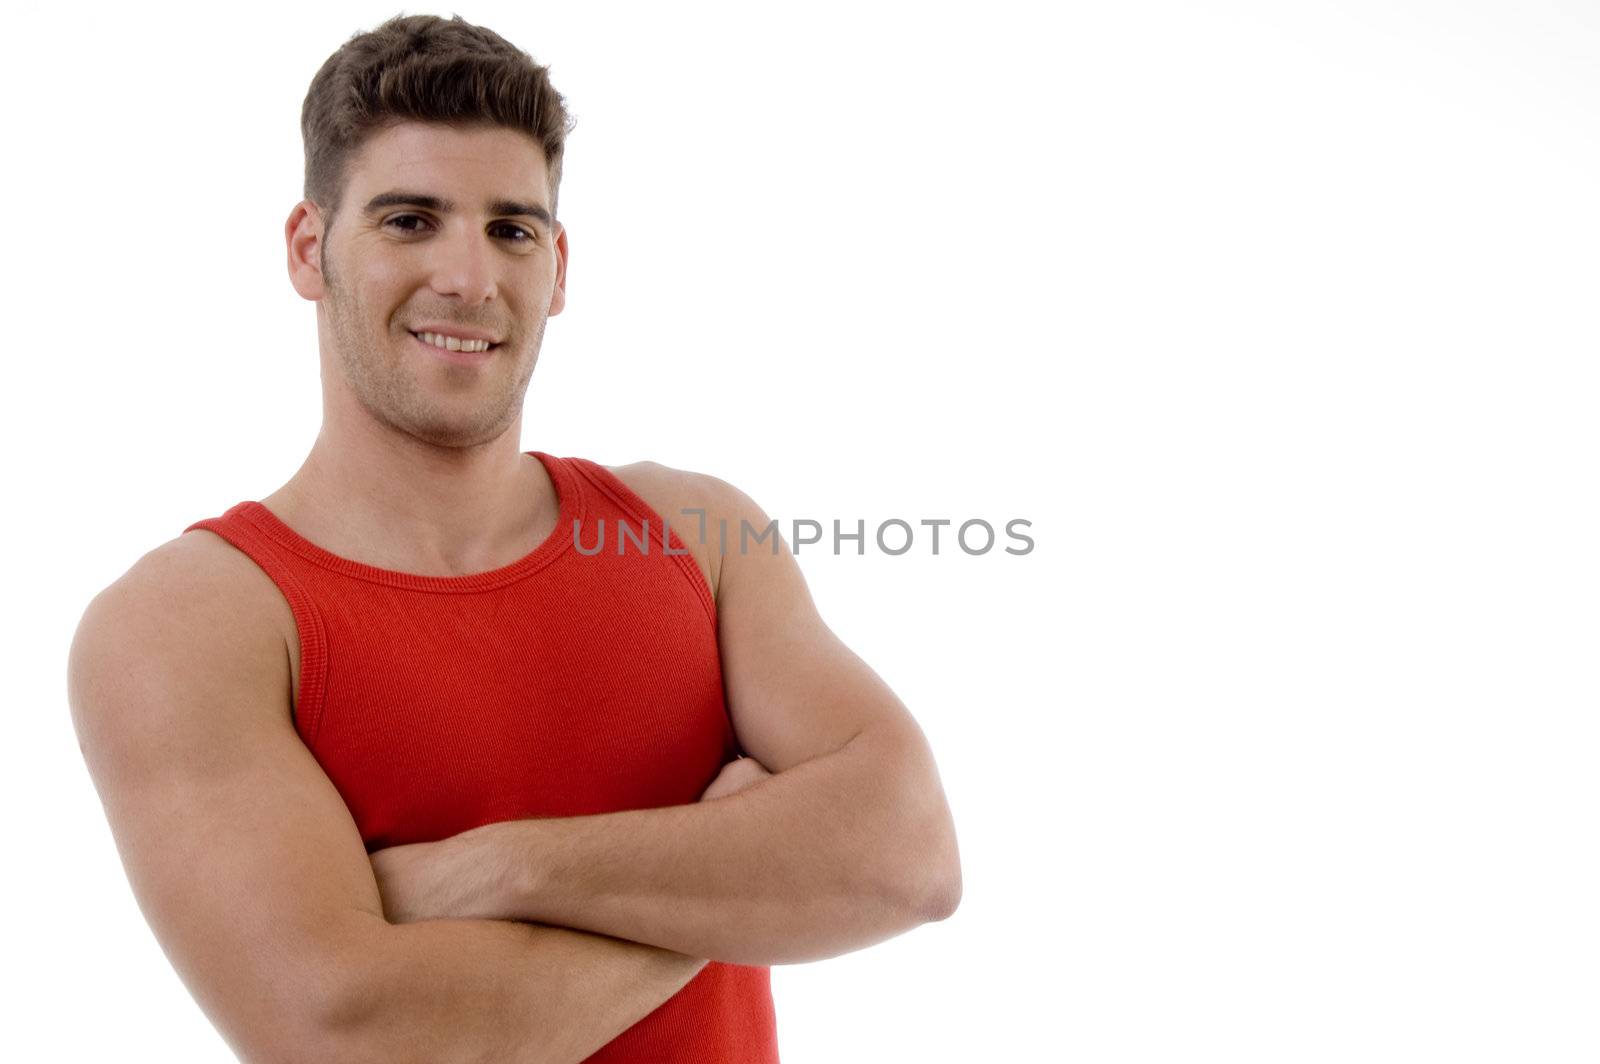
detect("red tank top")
[183,450,779,1063]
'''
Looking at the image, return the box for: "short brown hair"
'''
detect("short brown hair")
[300,13,575,235]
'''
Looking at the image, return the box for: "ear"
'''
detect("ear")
[286,201,328,301]
[548,221,568,317]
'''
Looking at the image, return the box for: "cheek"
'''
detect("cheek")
[350,257,411,308]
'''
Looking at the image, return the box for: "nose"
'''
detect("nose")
[428,222,497,305]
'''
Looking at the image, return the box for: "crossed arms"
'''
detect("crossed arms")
[67,472,961,1064]
[369,716,959,966]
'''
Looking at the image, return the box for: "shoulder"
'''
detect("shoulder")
[600,460,772,603]
[601,459,757,510]
[80,531,261,628]
[138,529,297,630]
[69,531,296,729]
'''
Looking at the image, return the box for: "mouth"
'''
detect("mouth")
[408,330,502,364]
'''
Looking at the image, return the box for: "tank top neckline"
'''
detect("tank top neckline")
[232,449,584,593]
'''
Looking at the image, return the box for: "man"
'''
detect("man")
[67,13,960,1064]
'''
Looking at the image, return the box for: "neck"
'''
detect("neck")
[264,410,549,577]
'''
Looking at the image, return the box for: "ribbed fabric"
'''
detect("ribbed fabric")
[183,450,779,1063]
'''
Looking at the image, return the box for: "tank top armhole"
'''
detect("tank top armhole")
[566,457,719,634]
[182,515,331,747]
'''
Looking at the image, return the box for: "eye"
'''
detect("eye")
[384,213,432,235]
[384,214,535,245]
[490,223,537,244]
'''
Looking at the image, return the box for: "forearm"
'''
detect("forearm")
[318,910,705,1064]
[475,726,960,966]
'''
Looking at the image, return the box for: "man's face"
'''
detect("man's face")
[313,121,567,449]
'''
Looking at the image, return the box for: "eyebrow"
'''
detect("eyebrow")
[362,190,554,230]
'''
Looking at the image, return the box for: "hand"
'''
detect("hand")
[699,755,773,802]
[368,831,489,924]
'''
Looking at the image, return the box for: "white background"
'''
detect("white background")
[5,0,1597,1060]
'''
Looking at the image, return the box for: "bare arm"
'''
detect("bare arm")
[456,724,955,966]
[67,534,706,1064]
[377,469,962,966]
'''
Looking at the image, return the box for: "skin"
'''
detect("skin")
[276,121,797,914]
[276,121,959,965]
[70,113,956,1062]
[272,119,880,939]
[272,120,570,576]
[277,119,775,854]
[368,758,776,926]
[369,758,780,928]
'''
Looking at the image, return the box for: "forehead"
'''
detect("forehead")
[343,122,550,208]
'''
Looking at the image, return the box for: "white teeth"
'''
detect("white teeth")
[416,331,492,353]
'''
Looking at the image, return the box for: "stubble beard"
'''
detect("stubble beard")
[322,250,545,450]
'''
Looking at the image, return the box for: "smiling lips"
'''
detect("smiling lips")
[412,330,496,354]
